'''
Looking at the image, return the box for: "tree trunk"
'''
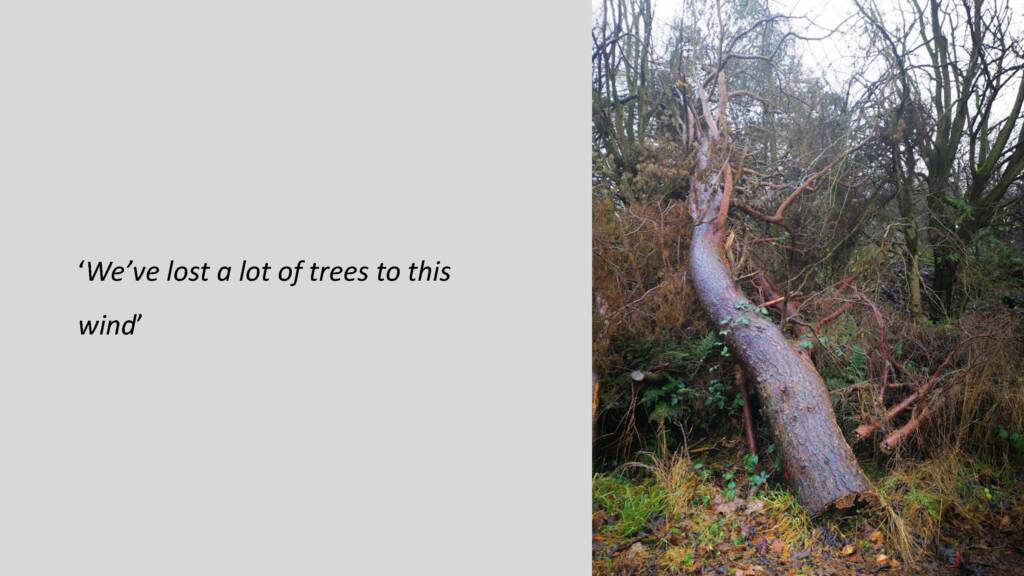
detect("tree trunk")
[689,221,875,514]
[931,252,958,316]
[681,75,874,515]
[926,174,959,317]
[907,252,924,320]
[894,139,924,321]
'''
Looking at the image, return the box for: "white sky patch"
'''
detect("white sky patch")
[595,0,1024,120]
[650,0,864,89]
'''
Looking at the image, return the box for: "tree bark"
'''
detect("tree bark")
[690,218,876,514]
[930,252,958,316]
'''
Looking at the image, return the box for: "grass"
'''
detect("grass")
[869,448,1018,570]
[593,447,1024,574]
[627,452,704,519]
[658,546,696,573]
[594,452,820,573]
[760,489,813,549]
[592,474,666,537]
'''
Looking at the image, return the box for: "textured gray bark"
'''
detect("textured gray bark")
[689,220,876,514]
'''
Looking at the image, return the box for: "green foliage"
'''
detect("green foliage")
[742,453,758,473]
[996,427,1024,456]
[962,229,1024,306]
[905,487,940,520]
[816,317,870,389]
[722,470,737,500]
[732,299,765,315]
[642,374,695,424]
[846,344,868,381]
[748,470,769,488]
[619,331,746,436]
[737,453,769,488]
[662,332,719,365]
[592,474,666,537]
[706,378,731,411]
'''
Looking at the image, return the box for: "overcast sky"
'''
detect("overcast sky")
[596,0,1023,115]
[651,0,864,88]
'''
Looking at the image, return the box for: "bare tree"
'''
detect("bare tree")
[859,0,1024,315]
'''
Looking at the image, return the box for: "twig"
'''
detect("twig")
[734,366,758,455]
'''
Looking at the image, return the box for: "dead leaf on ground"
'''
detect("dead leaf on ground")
[592,510,606,533]
[735,566,766,576]
[713,495,745,515]
[752,536,769,555]
[840,544,856,557]
[770,539,788,558]
[616,542,648,571]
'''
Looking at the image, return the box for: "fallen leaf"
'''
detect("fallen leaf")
[713,496,745,515]
[752,536,769,555]
[869,530,884,546]
[735,566,765,576]
[616,542,648,570]
[875,553,890,566]
[840,544,856,557]
[592,511,606,532]
[790,549,810,561]
[770,539,789,558]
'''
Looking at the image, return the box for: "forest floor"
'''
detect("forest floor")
[592,449,1024,576]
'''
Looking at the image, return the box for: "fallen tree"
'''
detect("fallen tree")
[682,78,875,515]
